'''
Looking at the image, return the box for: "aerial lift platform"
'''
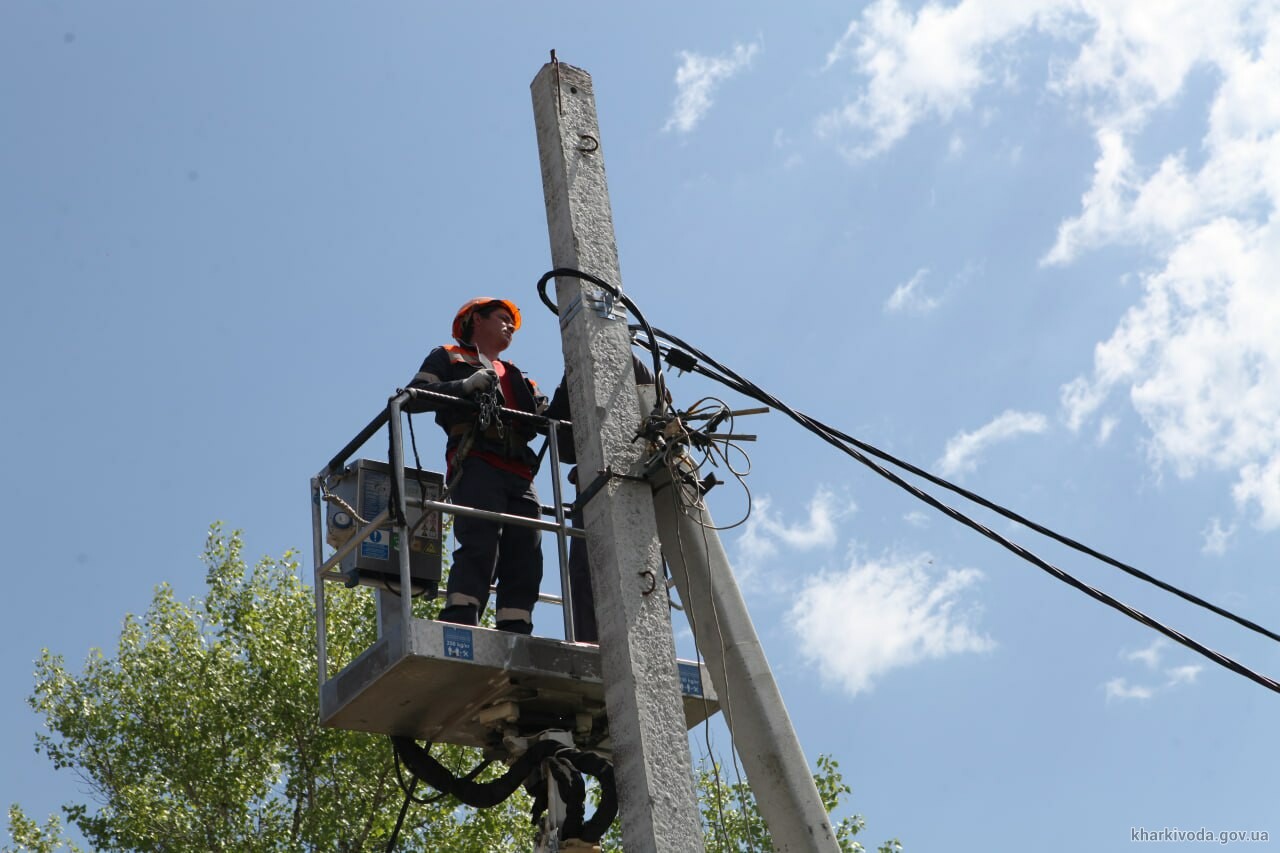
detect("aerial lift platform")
[318,613,716,751]
[309,390,717,759]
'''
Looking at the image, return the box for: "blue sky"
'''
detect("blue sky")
[3,2,1278,851]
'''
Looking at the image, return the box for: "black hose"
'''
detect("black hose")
[564,750,618,843]
[390,737,562,809]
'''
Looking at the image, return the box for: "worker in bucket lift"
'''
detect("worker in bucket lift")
[408,297,548,635]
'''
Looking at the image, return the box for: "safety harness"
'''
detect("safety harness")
[439,345,540,495]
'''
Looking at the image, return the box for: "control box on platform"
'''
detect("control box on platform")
[325,458,442,595]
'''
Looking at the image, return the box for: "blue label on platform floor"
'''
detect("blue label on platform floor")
[678,663,703,697]
[443,626,474,660]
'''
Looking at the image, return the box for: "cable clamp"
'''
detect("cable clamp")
[663,348,698,375]
[586,289,623,319]
[559,289,625,329]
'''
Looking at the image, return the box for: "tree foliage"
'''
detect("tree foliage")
[8,525,898,852]
[685,755,902,853]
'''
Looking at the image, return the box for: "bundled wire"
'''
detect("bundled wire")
[532,267,1280,694]
[640,324,1280,694]
[649,326,1280,645]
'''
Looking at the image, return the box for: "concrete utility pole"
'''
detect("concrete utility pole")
[652,462,841,852]
[531,59,706,852]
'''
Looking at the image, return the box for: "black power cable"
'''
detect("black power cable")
[640,327,1280,694]
[385,775,417,853]
[647,325,1280,646]
[531,267,1280,695]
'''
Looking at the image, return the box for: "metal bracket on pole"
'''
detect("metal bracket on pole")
[559,290,625,328]
[573,466,650,514]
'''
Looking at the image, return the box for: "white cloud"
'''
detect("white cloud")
[885,267,940,314]
[904,510,931,527]
[1107,640,1204,702]
[820,0,1255,158]
[1125,638,1165,670]
[1042,127,1258,266]
[774,128,804,170]
[1165,664,1204,686]
[1042,129,1155,265]
[735,488,853,583]
[1096,416,1119,445]
[936,410,1049,477]
[1201,517,1237,556]
[1105,677,1155,702]
[1234,455,1280,530]
[1046,0,1254,129]
[823,0,1280,527]
[1061,217,1280,527]
[1054,21,1280,517]
[1054,6,1280,529]
[789,552,993,696]
[885,262,981,314]
[663,41,760,134]
[819,0,1067,158]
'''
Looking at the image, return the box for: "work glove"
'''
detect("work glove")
[461,368,497,395]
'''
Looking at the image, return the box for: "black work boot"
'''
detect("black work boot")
[437,604,479,626]
[495,619,533,635]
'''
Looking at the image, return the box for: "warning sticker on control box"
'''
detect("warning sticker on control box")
[360,529,390,561]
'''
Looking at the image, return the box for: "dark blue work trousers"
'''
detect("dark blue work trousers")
[447,455,543,623]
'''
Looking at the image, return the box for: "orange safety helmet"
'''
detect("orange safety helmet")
[451,297,522,343]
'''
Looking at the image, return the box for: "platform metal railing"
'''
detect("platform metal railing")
[310,388,581,689]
